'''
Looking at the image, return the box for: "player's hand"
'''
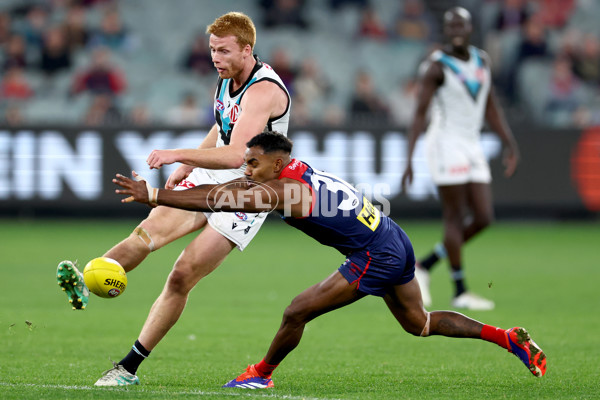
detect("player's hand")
[401,165,413,193]
[147,149,180,169]
[165,164,195,189]
[113,171,158,207]
[503,146,519,178]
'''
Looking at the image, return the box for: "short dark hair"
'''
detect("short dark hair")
[246,131,293,154]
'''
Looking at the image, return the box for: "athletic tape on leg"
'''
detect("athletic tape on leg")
[420,312,431,337]
[134,227,155,251]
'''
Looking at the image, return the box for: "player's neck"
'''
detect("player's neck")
[445,44,470,61]
[231,57,258,91]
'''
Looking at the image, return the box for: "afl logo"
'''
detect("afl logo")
[229,104,241,123]
[108,288,121,297]
[215,100,224,111]
[235,212,248,220]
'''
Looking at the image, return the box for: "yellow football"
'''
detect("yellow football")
[83,257,127,298]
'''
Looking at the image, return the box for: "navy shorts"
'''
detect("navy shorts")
[338,224,415,297]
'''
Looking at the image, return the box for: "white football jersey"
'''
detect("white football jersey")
[423,46,491,144]
[211,55,290,182]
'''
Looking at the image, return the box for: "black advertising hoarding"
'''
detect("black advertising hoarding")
[0,126,597,219]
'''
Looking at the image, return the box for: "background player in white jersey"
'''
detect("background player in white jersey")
[56,12,291,386]
[401,7,519,310]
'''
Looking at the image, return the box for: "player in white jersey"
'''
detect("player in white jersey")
[56,12,291,386]
[401,7,519,310]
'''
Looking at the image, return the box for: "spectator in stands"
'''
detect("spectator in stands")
[63,4,90,51]
[572,34,600,85]
[3,34,28,71]
[129,104,151,126]
[268,47,297,94]
[390,0,436,42]
[0,67,33,100]
[259,0,309,30]
[167,92,205,126]
[388,77,418,127]
[544,56,583,125]
[293,57,331,107]
[181,34,213,76]
[39,26,72,76]
[84,93,122,125]
[357,7,387,41]
[349,69,389,124]
[536,0,575,29]
[506,14,549,101]
[70,47,126,97]
[494,0,530,31]
[19,5,48,49]
[88,9,132,52]
[0,12,13,48]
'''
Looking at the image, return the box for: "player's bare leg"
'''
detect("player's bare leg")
[462,182,493,242]
[223,271,365,388]
[384,278,546,376]
[104,206,207,272]
[439,184,494,310]
[138,224,235,349]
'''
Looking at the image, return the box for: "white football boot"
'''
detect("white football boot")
[94,362,140,386]
[451,292,495,311]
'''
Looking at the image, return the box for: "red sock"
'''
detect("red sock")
[254,358,279,378]
[481,325,509,350]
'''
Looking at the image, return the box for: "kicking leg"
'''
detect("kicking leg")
[223,271,366,388]
[95,224,236,386]
[104,206,206,272]
[384,278,546,376]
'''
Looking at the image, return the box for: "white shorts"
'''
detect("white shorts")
[425,138,491,186]
[174,168,268,251]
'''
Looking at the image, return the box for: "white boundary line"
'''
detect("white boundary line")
[0,382,341,400]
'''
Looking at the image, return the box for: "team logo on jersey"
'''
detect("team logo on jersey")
[229,104,241,123]
[177,180,196,189]
[215,99,224,111]
[235,212,248,220]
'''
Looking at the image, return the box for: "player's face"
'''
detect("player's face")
[243,147,280,183]
[443,14,471,48]
[209,34,248,79]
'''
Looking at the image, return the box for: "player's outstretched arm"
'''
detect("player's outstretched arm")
[114,173,308,216]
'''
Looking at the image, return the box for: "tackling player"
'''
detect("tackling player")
[56,12,291,386]
[114,131,546,389]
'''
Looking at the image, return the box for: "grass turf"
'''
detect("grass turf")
[0,218,598,399]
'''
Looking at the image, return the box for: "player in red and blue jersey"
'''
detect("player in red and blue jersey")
[114,131,546,389]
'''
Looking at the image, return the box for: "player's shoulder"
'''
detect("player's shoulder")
[471,46,491,66]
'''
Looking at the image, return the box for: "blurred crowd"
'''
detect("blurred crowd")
[0,0,598,128]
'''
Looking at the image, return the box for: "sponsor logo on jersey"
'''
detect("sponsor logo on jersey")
[232,222,238,229]
[229,104,240,123]
[215,99,224,111]
[235,212,248,220]
[244,226,251,234]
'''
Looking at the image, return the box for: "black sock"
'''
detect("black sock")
[119,340,150,375]
[451,268,466,297]
[420,243,447,271]
[419,252,439,270]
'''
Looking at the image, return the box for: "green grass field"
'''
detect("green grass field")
[1,218,598,399]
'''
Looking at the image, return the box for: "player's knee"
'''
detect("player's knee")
[282,301,310,327]
[402,312,430,337]
[165,267,194,295]
[473,212,494,231]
